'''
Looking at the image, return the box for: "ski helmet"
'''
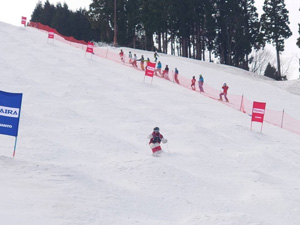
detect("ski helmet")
[153,127,160,132]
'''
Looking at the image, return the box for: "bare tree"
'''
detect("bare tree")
[280,55,298,80]
[249,49,275,75]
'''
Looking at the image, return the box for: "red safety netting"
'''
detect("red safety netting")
[29,22,88,46]
[29,22,300,136]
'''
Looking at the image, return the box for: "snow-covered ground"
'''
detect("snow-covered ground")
[1,22,300,225]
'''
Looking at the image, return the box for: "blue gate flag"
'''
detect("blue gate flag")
[0,90,23,137]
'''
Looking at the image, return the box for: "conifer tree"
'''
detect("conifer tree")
[40,0,56,26]
[260,0,292,79]
[31,1,43,22]
[88,0,114,43]
[264,62,280,80]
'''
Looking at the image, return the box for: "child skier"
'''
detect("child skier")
[162,65,169,79]
[198,75,204,92]
[191,76,196,90]
[128,51,132,64]
[174,68,180,84]
[219,83,229,102]
[119,49,124,62]
[147,127,168,156]
[132,54,137,67]
[139,55,145,70]
[155,61,162,76]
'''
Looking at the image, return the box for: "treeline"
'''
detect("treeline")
[89,0,260,71]
[30,0,95,42]
[31,0,294,80]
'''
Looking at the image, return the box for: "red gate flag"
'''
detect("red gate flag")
[21,17,27,25]
[145,62,156,77]
[252,101,266,123]
[86,42,94,53]
[48,29,55,39]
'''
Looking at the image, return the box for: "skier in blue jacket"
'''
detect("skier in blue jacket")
[198,75,204,92]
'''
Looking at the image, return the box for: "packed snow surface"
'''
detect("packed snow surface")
[1,22,300,225]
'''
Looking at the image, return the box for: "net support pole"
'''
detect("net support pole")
[281,109,285,128]
[240,95,244,112]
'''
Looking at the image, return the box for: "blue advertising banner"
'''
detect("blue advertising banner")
[0,90,23,137]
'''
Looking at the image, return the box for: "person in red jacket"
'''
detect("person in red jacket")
[119,49,124,62]
[191,76,196,90]
[219,83,229,102]
[147,127,168,156]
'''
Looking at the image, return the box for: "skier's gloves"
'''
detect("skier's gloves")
[162,138,168,144]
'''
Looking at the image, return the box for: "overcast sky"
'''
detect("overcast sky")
[0,0,91,26]
[0,0,299,78]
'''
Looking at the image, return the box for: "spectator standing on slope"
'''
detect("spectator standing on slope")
[219,83,229,102]
[155,61,162,76]
[174,68,180,84]
[128,51,132,64]
[132,54,137,67]
[191,76,196,90]
[198,74,204,92]
[137,55,145,70]
[119,49,124,62]
[162,65,169,79]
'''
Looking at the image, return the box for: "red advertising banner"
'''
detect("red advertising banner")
[145,62,156,77]
[86,42,94,53]
[21,17,27,25]
[252,101,266,123]
[48,29,55,39]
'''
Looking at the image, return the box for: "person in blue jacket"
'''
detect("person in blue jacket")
[174,68,180,84]
[155,61,162,76]
[198,74,204,92]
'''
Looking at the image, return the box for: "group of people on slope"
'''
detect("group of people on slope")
[191,76,228,101]
[119,49,158,71]
[191,74,204,92]
[119,49,229,102]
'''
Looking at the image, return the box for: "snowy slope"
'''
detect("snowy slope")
[1,22,300,225]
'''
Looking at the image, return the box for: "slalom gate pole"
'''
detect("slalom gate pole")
[13,136,18,158]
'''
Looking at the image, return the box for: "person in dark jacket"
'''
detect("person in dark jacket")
[174,68,180,84]
[147,127,168,156]
[162,65,169,79]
